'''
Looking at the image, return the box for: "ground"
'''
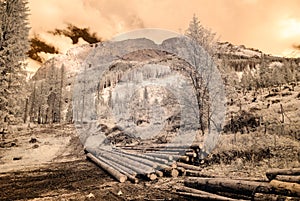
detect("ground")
[0,124,188,201]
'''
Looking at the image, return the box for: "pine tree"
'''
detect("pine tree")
[0,0,30,132]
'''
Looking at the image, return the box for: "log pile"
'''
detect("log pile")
[117,142,205,164]
[176,167,300,200]
[85,142,205,183]
[85,143,300,200]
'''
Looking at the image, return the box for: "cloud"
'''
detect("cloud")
[28,0,300,57]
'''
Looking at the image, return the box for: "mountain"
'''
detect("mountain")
[28,38,300,147]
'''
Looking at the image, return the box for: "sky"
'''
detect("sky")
[28,0,300,57]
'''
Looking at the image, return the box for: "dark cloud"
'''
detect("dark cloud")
[49,24,102,44]
[293,44,300,50]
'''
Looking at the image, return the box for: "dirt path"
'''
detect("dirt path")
[0,159,187,201]
[0,124,188,201]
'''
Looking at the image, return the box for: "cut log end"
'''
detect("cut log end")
[147,173,158,181]
[119,176,127,183]
[155,170,164,177]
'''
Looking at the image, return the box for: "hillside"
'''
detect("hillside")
[27,36,300,160]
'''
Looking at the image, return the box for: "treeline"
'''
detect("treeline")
[239,58,299,94]
[28,61,73,124]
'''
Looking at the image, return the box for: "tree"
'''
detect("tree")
[240,70,254,95]
[258,54,271,88]
[282,60,295,84]
[0,0,30,132]
[185,14,218,56]
[185,15,220,135]
[271,65,285,88]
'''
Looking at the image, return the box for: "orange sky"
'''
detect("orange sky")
[28,0,300,57]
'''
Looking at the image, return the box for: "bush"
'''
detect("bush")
[223,111,261,134]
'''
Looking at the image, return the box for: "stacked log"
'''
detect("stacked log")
[86,142,300,200]
[117,142,204,164]
[85,146,190,183]
[266,168,300,181]
[267,168,300,198]
[85,142,207,183]
[86,153,127,183]
[176,168,300,200]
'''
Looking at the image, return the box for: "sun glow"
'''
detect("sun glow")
[280,18,300,38]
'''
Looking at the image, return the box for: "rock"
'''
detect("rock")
[29,138,37,143]
[86,193,95,199]
[32,144,39,149]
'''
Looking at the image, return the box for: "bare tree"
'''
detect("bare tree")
[185,15,221,135]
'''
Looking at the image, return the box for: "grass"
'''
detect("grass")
[200,82,300,179]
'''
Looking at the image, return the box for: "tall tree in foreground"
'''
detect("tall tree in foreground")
[0,0,30,132]
[185,14,219,135]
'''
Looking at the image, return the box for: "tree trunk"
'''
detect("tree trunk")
[185,170,214,177]
[185,151,197,158]
[87,148,155,175]
[177,162,202,171]
[23,98,28,123]
[270,180,300,197]
[117,149,169,164]
[176,185,245,201]
[113,150,159,168]
[155,170,164,177]
[174,155,190,162]
[164,168,179,178]
[144,152,173,161]
[184,177,273,196]
[274,175,300,184]
[176,190,244,201]
[86,153,127,183]
[59,65,64,122]
[266,168,300,180]
[38,107,41,124]
[96,153,138,183]
[254,193,300,201]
